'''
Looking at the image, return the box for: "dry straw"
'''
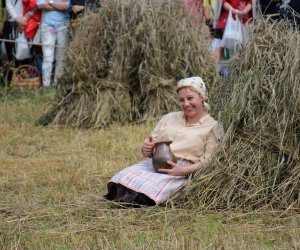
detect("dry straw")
[37,0,300,211]
[38,0,216,127]
[175,20,300,211]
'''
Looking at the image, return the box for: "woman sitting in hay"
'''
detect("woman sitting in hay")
[105,76,224,206]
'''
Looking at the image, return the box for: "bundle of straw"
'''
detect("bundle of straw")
[38,0,216,127]
[177,20,300,211]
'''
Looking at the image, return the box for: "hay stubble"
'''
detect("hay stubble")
[1,94,300,248]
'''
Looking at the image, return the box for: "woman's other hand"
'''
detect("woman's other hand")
[141,136,154,157]
[159,161,201,176]
[72,5,84,13]
[232,8,244,17]
[15,17,27,30]
[158,161,188,176]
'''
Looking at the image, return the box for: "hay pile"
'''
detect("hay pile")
[38,0,300,210]
[178,20,300,210]
[38,0,216,127]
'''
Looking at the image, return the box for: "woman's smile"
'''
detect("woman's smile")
[177,87,206,123]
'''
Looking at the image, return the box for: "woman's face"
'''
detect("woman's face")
[177,87,205,121]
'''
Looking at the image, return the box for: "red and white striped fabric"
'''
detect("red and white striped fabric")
[109,158,192,205]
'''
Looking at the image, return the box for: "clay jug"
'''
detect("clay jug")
[152,141,177,172]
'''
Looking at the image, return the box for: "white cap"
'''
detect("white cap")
[176,76,207,100]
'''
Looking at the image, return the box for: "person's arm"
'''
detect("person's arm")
[203,7,213,22]
[23,6,38,21]
[161,161,201,176]
[37,2,52,10]
[223,1,243,16]
[159,124,225,176]
[49,0,69,10]
[5,0,27,27]
[72,4,83,13]
[240,0,252,16]
[141,115,168,158]
[70,0,84,12]
[38,0,70,11]
[203,0,213,22]
[5,0,17,19]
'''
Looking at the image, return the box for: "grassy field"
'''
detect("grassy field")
[1,89,300,249]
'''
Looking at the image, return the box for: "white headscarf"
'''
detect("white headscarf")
[176,76,210,111]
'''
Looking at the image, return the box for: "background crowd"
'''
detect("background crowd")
[0,0,299,87]
[0,0,100,87]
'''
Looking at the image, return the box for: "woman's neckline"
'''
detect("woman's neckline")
[184,112,208,126]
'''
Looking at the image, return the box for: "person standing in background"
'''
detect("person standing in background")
[22,0,42,72]
[203,0,223,60]
[212,0,254,77]
[22,0,40,40]
[4,0,26,62]
[217,0,253,57]
[37,0,70,87]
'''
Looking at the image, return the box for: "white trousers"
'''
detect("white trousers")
[41,22,69,86]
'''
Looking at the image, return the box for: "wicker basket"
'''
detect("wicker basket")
[12,64,41,89]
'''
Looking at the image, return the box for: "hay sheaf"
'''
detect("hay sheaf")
[39,0,216,127]
[177,20,300,210]
[39,80,131,128]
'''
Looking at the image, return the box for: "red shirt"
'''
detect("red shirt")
[23,0,41,39]
[217,0,252,30]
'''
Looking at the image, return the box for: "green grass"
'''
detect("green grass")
[0,89,300,249]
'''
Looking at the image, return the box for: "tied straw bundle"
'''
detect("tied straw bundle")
[38,0,300,211]
[175,20,300,211]
[38,0,215,128]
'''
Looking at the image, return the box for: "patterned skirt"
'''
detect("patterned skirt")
[105,158,191,205]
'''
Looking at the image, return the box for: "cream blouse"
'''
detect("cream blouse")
[151,111,224,164]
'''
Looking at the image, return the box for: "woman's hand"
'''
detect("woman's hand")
[158,161,201,176]
[158,161,189,176]
[72,5,84,13]
[141,136,154,157]
[15,17,27,30]
[232,8,244,17]
[238,3,252,17]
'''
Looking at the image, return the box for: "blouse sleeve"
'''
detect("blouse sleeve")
[198,123,224,167]
[150,115,167,140]
[6,0,18,19]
